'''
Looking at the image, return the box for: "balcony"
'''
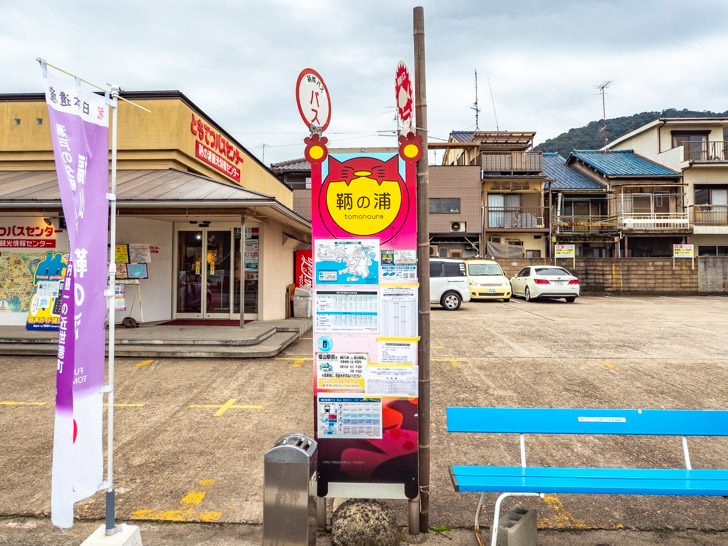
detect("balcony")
[682,141,728,162]
[692,204,728,226]
[485,207,546,229]
[618,212,690,231]
[555,215,618,235]
[482,151,542,175]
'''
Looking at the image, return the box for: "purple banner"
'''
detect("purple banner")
[43,64,109,529]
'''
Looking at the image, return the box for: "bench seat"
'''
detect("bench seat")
[450,465,728,496]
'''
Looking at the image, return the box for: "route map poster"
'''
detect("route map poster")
[306,127,423,499]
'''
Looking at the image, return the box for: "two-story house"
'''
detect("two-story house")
[605,118,728,256]
[436,131,548,258]
[545,150,687,257]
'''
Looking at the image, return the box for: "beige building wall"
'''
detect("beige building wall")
[258,220,295,320]
[428,166,481,232]
[0,96,293,208]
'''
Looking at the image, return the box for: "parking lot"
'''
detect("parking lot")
[1,295,727,544]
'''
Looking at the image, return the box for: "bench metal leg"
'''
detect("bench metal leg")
[483,492,542,546]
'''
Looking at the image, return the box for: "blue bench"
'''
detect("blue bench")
[447,407,728,546]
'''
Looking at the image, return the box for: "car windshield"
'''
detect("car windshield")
[468,264,503,276]
[534,267,571,276]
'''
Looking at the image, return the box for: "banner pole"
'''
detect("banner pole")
[104,86,120,535]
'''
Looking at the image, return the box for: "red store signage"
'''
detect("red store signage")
[295,249,313,287]
[191,113,244,181]
[195,142,241,182]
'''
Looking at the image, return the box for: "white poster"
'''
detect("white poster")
[380,249,417,282]
[314,289,379,333]
[316,352,366,392]
[377,340,417,365]
[317,395,382,439]
[380,286,418,337]
[365,363,418,397]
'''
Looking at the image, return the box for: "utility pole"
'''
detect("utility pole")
[413,5,430,534]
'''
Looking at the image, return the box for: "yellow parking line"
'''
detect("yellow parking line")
[432,358,463,368]
[275,356,312,368]
[136,359,155,367]
[0,401,48,406]
[188,398,262,417]
[103,403,144,407]
[132,479,221,523]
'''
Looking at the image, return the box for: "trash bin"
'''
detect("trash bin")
[263,433,318,545]
[292,287,312,318]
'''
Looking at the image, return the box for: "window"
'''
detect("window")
[699,245,728,257]
[429,198,460,214]
[526,249,542,258]
[443,262,466,276]
[672,132,709,161]
[516,268,529,278]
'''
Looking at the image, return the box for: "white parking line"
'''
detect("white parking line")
[680,325,728,338]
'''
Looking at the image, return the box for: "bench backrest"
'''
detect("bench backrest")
[447,407,728,436]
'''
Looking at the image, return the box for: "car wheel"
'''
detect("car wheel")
[525,287,532,302]
[565,297,576,303]
[440,291,462,311]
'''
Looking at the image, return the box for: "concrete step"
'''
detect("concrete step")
[0,332,300,359]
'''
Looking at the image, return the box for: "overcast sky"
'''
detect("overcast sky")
[3,0,728,166]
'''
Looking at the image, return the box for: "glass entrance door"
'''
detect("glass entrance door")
[176,228,234,318]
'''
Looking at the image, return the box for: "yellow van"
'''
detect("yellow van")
[465,259,511,301]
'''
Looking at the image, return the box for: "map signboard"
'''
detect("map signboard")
[306,123,423,499]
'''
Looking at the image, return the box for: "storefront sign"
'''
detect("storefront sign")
[195,141,241,182]
[0,217,57,248]
[306,110,422,499]
[555,244,576,258]
[295,249,313,287]
[673,244,694,258]
[395,61,413,125]
[42,63,109,529]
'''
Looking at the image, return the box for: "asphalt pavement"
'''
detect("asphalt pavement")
[1,295,727,544]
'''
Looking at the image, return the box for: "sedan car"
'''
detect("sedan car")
[510,265,580,302]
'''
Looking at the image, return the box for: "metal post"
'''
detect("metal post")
[104,86,120,535]
[240,215,246,327]
[414,5,430,535]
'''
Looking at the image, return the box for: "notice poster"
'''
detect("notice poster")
[314,289,378,333]
[377,340,417,365]
[317,395,382,439]
[379,286,418,337]
[365,363,418,397]
[26,252,67,331]
[316,352,366,392]
[128,243,151,263]
[306,126,422,499]
[380,249,417,282]
[115,244,129,264]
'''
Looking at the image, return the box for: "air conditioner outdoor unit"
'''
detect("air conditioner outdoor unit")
[429,245,438,257]
[450,221,466,232]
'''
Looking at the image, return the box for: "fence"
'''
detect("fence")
[496,257,728,294]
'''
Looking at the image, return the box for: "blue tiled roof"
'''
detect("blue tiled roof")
[568,150,680,177]
[449,131,475,143]
[542,153,606,191]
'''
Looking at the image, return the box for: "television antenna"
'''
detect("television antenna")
[595,80,613,146]
[487,73,500,131]
[471,69,481,130]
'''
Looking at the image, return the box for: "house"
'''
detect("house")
[436,131,548,258]
[544,150,687,257]
[605,118,728,256]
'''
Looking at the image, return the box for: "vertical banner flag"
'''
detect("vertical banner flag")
[42,62,110,528]
[301,66,422,499]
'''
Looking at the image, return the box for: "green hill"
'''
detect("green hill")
[535,108,728,157]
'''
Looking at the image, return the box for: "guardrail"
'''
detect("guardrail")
[554,215,618,234]
[692,204,728,226]
[486,206,545,229]
[682,141,728,162]
[618,213,690,231]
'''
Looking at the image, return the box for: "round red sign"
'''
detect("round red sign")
[395,61,413,123]
[296,68,331,132]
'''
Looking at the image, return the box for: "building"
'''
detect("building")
[605,118,728,256]
[0,91,310,326]
[436,131,548,258]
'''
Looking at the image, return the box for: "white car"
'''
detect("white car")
[430,258,471,310]
[510,265,580,303]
